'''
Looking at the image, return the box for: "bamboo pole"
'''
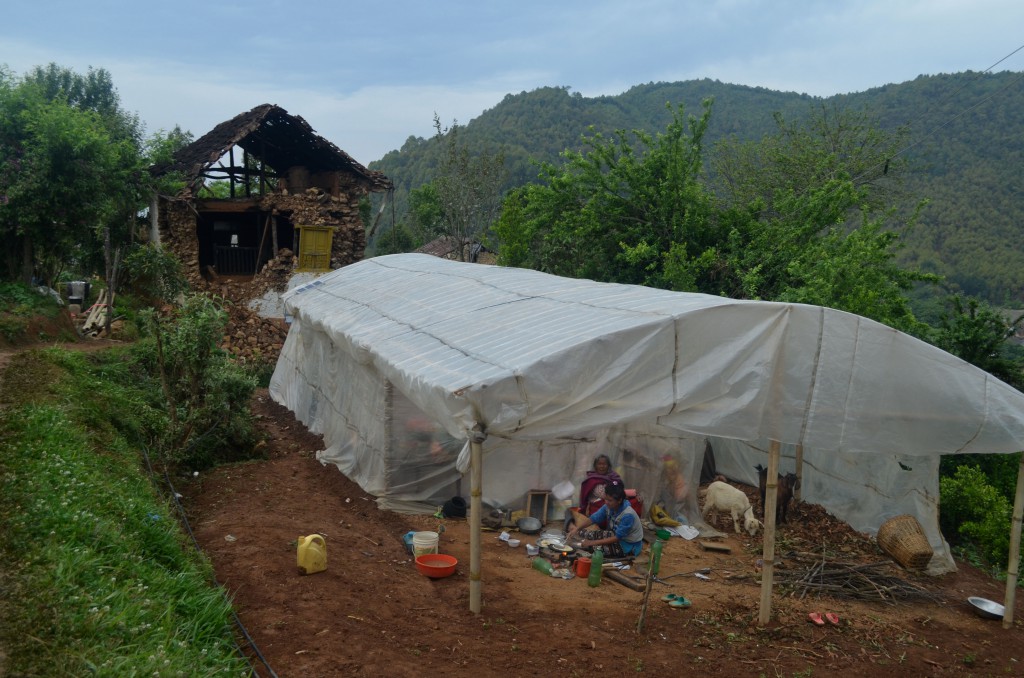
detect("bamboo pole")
[758,440,781,625]
[1003,453,1024,628]
[469,426,485,614]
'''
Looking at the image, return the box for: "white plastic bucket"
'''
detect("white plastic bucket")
[412,531,439,557]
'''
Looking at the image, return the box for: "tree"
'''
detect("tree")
[0,64,144,284]
[933,295,1023,389]
[496,100,936,333]
[714,103,910,215]
[145,125,194,197]
[430,115,506,260]
[710,104,936,332]
[495,102,716,288]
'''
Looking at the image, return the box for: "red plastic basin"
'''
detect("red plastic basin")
[415,553,458,578]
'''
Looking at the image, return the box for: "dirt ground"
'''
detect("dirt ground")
[179,390,1024,678]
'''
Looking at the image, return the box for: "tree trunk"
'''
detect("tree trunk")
[21,235,33,284]
[103,226,122,339]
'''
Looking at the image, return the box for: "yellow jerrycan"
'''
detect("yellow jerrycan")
[296,534,327,575]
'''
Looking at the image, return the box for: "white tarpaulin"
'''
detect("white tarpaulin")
[270,253,1024,574]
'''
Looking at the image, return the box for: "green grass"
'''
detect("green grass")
[0,348,250,676]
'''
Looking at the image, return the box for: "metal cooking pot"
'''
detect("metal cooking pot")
[968,596,1005,620]
[516,516,542,534]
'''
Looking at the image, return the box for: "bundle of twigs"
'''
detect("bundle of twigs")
[774,551,945,604]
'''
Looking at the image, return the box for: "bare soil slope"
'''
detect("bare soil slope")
[182,390,1023,677]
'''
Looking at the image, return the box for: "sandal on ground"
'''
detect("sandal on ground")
[661,593,679,602]
[825,612,840,626]
[807,612,825,626]
[668,596,691,608]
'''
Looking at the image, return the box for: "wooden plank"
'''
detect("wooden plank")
[195,198,261,212]
[604,569,644,592]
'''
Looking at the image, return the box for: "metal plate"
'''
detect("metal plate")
[538,538,573,552]
[967,596,1004,620]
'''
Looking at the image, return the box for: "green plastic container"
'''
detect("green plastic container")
[650,538,664,577]
[588,547,604,586]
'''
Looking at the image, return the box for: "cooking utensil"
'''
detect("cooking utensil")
[517,516,542,534]
[967,596,1005,620]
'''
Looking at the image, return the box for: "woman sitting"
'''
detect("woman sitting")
[565,482,643,558]
[578,454,622,516]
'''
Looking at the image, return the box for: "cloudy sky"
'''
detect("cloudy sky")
[3,0,1023,163]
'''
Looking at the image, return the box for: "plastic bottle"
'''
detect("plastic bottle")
[650,537,664,578]
[532,557,553,576]
[588,547,604,587]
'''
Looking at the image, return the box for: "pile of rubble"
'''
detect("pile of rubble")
[211,249,297,366]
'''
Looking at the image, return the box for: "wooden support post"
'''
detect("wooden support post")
[758,440,781,626]
[1003,453,1024,628]
[469,426,484,614]
[243,149,251,197]
[256,213,272,276]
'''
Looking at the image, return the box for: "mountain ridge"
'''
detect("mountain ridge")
[368,72,1024,303]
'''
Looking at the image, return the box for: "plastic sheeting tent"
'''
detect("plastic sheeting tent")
[270,254,1024,582]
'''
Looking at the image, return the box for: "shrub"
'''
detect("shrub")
[122,243,188,304]
[135,294,258,470]
[939,465,1017,568]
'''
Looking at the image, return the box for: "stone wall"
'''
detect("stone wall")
[256,186,366,269]
[155,174,373,368]
[161,200,206,289]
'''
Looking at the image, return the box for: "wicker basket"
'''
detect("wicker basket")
[877,514,933,570]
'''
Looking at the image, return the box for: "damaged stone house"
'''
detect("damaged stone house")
[148,104,392,362]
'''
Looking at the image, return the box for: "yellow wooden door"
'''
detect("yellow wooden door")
[296,225,334,271]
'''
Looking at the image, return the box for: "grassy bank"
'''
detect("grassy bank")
[0,347,249,676]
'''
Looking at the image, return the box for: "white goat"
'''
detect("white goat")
[701,481,762,537]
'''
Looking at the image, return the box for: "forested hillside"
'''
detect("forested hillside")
[368,72,1024,304]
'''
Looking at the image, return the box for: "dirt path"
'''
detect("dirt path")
[179,390,1023,677]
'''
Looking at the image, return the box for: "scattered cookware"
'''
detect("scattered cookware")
[967,596,1005,620]
[415,553,458,579]
[517,516,542,534]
